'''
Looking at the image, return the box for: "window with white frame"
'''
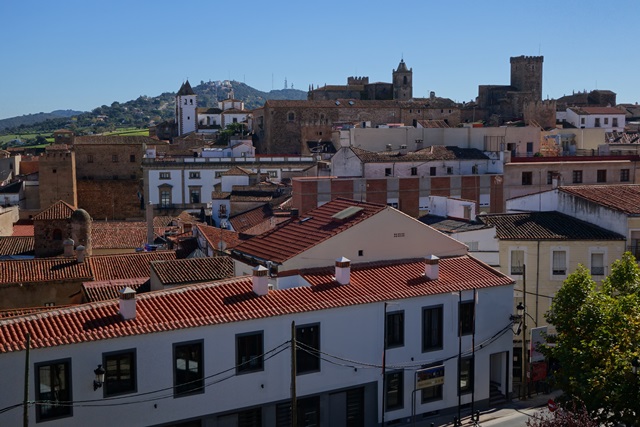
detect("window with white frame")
[591,252,605,276]
[552,250,567,275]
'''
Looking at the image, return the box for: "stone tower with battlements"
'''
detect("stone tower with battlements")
[510,56,543,101]
[39,145,77,210]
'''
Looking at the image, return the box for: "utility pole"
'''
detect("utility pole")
[291,321,297,427]
[521,264,527,400]
[23,333,30,427]
[381,302,388,427]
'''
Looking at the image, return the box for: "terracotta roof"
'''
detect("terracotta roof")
[478,211,625,240]
[12,223,34,237]
[176,211,202,225]
[241,217,290,237]
[34,200,76,220]
[83,278,149,302]
[569,107,625,115]
[18,160,39,175]
[264,99,458,110]
[74,135,159,145]
[349,146,488,163]
[196,224,242,250]
[231,198,385,263]
[151,257,234,286]
[559,184,640,215]
[229,204,275,234]
[0,255,512,353]
[0,306,72,320]
[153,216,174,228]
[91,222,149,249]
[88,251,176,281]
[0,258,93,285]
[0,236,35,257]
[197,107,222,114]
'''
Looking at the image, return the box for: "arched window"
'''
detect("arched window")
[53,229,62,241]
[403,76,408,85]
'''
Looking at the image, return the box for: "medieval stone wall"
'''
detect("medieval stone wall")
[77,179,143,221]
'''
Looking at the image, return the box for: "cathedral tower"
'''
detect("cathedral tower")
[392,59,413,101]
[176,80,197,136]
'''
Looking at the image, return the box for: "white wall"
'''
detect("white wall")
[0,283,513,427]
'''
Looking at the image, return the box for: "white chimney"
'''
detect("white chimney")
[119,287,137,320]
[424,255,440,280]
[76,245,86,263]
[335,257,351,285]
[252,265,269,296]
[63,238,74,257]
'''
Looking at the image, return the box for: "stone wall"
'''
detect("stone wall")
[75,143,144,180]
[77,179,143,220]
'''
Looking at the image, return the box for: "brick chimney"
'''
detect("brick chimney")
[335,257,351,285]
[424,255,440,280]
[119,287,137,320]
[252,265,269,296]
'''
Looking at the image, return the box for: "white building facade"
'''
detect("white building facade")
[0,255,514,427]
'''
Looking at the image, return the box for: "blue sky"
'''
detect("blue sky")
[2,0,639,120]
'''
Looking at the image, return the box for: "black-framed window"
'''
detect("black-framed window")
[35,359,72,421]
[421,362,444,403]
[410,167,418,176]
[621,169,630,182]
[237,331,264,373]
[173,341,204,396]
[430,167,436,176]
[130,154,136,163]
[385,168,392,176]
[597,169,607,183]
[459,301,474,336]
[521,171,532,185]
[459,356,474,395]
[422,306,443,352]
[296,324,320,374]
[386,311,404,348]
[104,349,136,396]
[189,171,201,179]
[547,171,553,185]
[572,170,583,184]
[385,371,404,411]
[276,396,320,427]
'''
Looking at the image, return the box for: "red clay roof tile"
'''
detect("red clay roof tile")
[232,198,385,263]
[0,256,512,353]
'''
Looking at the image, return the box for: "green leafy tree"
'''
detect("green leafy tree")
[216,122,246,145]
[545,252,640,426]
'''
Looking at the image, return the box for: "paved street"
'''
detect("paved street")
[411,390,563,427]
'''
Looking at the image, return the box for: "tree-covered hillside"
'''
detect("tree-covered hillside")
[0,81,307,135]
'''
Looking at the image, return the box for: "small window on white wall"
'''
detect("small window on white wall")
[552,250,567,275]
[591,253,605,276]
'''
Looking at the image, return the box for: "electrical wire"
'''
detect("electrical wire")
[0,341,292,416]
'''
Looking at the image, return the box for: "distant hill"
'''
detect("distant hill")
[0,110,85,131]
[0,82,307,134]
